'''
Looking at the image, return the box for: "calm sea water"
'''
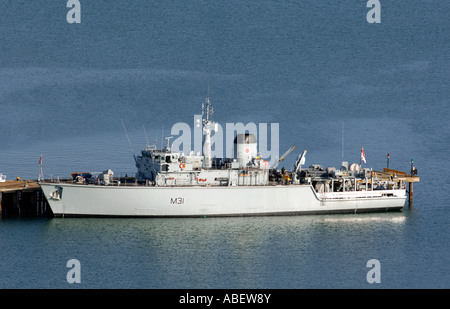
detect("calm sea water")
[1,0,449,289]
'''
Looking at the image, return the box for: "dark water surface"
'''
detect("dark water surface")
[1,0,449,288]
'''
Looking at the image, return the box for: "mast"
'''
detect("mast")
[202,95,215,169]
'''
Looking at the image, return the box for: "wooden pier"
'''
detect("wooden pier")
[375,168,420,204]
[375,168,420,183]
[0,180,51,217]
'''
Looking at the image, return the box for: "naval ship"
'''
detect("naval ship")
[40,96,411,217]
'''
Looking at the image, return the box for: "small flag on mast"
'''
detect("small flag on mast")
[361,146,366,164]
[38,154,44,181]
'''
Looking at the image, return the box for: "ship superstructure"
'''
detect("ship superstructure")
[135,96,270,187]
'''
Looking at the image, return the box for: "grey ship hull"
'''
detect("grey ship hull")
[40,183,406,218]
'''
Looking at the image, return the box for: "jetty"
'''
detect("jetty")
[0,180,51,217]
[376,168,420,204]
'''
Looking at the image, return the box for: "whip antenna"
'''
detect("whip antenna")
[143,124,150,149]
[121,119,137,163]
[341,122,344,161]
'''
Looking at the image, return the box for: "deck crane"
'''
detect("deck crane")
[271,146,296,169]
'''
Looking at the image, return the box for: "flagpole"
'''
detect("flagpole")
[360,145,366,169]
[360,145,362,167]
[38,154,43,181]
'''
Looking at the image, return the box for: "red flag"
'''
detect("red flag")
[361,147,366,164]
[39,155,42,165]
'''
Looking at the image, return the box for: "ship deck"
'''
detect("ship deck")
[39,168,420,187]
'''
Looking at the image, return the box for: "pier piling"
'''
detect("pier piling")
[409,182,413,205]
